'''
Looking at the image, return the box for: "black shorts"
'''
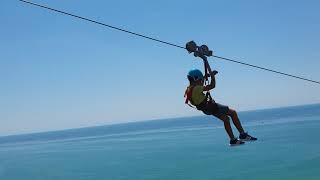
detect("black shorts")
[200,101,230,117]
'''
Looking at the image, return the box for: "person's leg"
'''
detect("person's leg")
[227,108,245,134]
[217,114,235,139]
[227,108,258,141]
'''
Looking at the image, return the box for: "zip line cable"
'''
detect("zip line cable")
[212,55,320,84]
[19,0,320,85]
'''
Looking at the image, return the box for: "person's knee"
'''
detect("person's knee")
[220,115,230,123]
[228,109,237,117]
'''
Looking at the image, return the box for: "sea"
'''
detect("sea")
[0,104,320,180]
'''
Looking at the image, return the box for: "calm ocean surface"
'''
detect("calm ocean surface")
[0,104,319,180]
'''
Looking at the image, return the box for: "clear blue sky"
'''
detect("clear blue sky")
[1,0,319,135]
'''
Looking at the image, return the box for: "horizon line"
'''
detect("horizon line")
[0,102,319,138]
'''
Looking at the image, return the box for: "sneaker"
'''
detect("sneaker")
[229,138,245,146]
[239,132,257,141]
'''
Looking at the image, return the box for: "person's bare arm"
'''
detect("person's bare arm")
[203,71,217,91]
[201,57,218,91]
[202,57,212,75]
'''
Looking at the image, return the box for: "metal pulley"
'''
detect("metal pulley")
[186,41,213,58]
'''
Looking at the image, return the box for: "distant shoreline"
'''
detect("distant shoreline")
[1,103,319,138]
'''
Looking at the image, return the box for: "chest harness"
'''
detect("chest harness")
[184,83,213,109]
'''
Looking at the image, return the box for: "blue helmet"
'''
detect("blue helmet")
[187,69,204,81]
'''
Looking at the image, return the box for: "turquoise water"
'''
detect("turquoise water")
[0,104,320,180]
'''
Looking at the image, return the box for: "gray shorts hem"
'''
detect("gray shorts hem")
[212,103,230,117]
[200,102,229,117]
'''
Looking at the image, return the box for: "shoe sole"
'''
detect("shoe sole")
[229,143,245,147]
[229,141,245,146]
[240,137,258,141]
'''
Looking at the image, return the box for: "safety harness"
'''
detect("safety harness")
[184,86,213,109]
[184,76,213,109]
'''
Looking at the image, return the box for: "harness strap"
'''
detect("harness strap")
[185,86,214,109]
[184,86,196,108]
[205,91,213,102]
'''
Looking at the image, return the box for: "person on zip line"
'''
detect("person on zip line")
[184,41,257,146]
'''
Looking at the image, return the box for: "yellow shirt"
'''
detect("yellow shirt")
[189,85,206,105]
